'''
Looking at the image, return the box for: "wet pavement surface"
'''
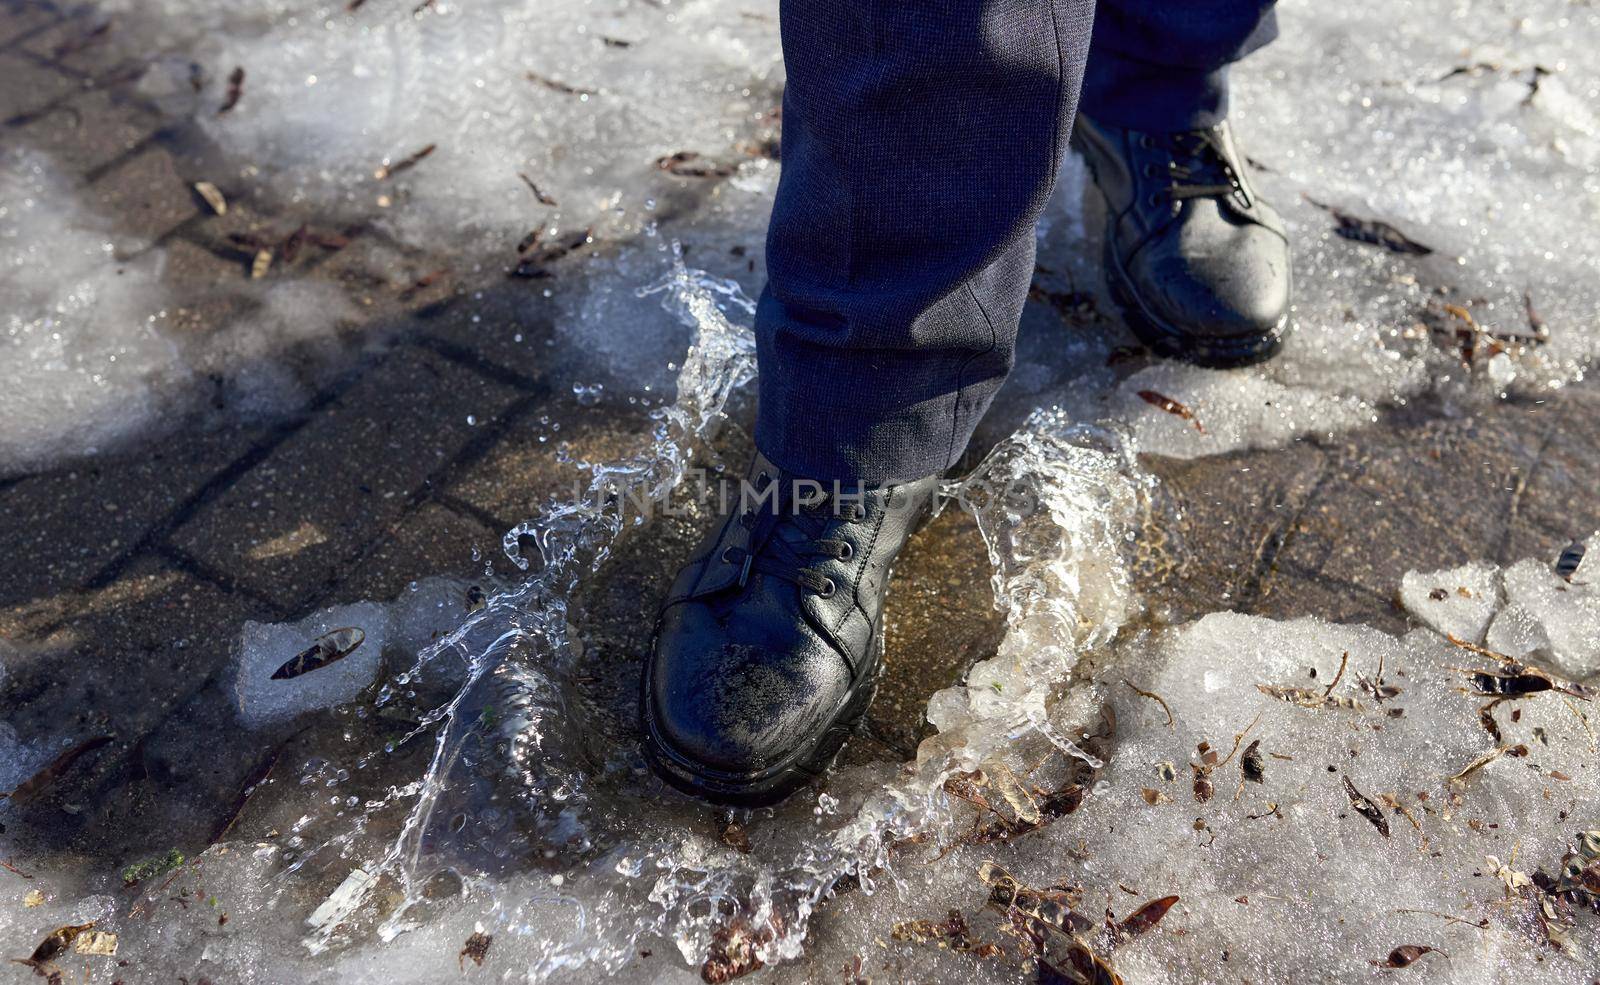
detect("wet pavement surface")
[4,0,1598,854]
[5,0,1600,978]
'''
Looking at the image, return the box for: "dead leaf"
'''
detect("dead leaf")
[1136,390,1205,433]
[194,181,227,216]
[458,930,492,970]
[271,627,365,680]
[1342,775,1390,838]
[1241,740,1265,784]
[719,818,752,855]
[1304,196,1434,255]
[1372,944,1443,967]
[218,66,245,115]
[374,143,436,181]
[4,736,113,805]
[1116,895,1178,939]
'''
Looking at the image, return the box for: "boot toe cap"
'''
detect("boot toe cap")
[1130,224,1291,341]
[647,606,849,776]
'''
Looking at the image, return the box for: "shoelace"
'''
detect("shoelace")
[721,472,860,598]
[1158,129,1252,207]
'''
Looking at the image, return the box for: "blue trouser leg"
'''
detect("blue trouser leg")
[754,1,1275,483]
[1081,0,1278,131]
[754,0,1096,485]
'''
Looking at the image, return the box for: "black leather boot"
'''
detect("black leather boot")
[1073,114,1291,368]
[642,454,939,806]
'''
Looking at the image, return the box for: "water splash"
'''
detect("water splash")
[216,241,1154,978]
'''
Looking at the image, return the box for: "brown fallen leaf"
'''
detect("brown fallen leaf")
[1049,936,1124,985]
[525,70,595,97]
[517,173,558,206]
[271,627,365,680]
[4,736,113,806]
[655,151,737,178]
[1372,944,1444,967]
[1116,895,1179,939]
[1241,739,1265,783]
[1304,196,1434,255]
[17,921,95,974]
[458,930,492,970]
[1341,775,1390,838]
[1136,390,1205,433]
[219,66,245,115]
[375,143,436,181]
[701,915,778,984]
[719,818,752,855]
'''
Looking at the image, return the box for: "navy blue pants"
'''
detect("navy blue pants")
[755,0,1277,483]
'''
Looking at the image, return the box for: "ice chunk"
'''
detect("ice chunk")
[234,603,391,728]
[305,867,378,936]
[0,148,179,478]
[1399,560,1503,642]
[1491,557,1600,678]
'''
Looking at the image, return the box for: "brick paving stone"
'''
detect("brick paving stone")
[414,280,564,389]
[0,422,268,611]
[0,554,259,740]
[20,8,137,81]
[318,500,503,608]
[171,346,522,611]
[0,1,65,49]
[0,553,263,851]
[157,236,251,301]
[1140,441,1328,620]
[0,49,77,122]
[89,144,199,242]
[8,83,160,175]
[442,393,652,529]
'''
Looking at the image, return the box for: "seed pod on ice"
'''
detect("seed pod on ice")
[1555,539,1587,582]
[1577,830,1600,860]
[194,181,227,215]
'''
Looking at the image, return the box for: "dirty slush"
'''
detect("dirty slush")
[5,0,1600,983]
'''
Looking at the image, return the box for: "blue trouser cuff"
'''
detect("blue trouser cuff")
[1079,48,1232,132]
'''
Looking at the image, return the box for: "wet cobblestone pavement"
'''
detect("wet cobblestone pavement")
[4,0,1598,875]
[6,1,1600,980]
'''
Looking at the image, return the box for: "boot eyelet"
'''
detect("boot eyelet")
[1146,193,1162,207]
[837,542,854,560]
[721,547,738,564]
[816,578,836,599]
[1142,164,1160,178]
[1137,135,1155,150]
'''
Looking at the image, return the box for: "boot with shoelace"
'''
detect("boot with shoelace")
[1073,113,1292,368]
[641,453,939,806]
